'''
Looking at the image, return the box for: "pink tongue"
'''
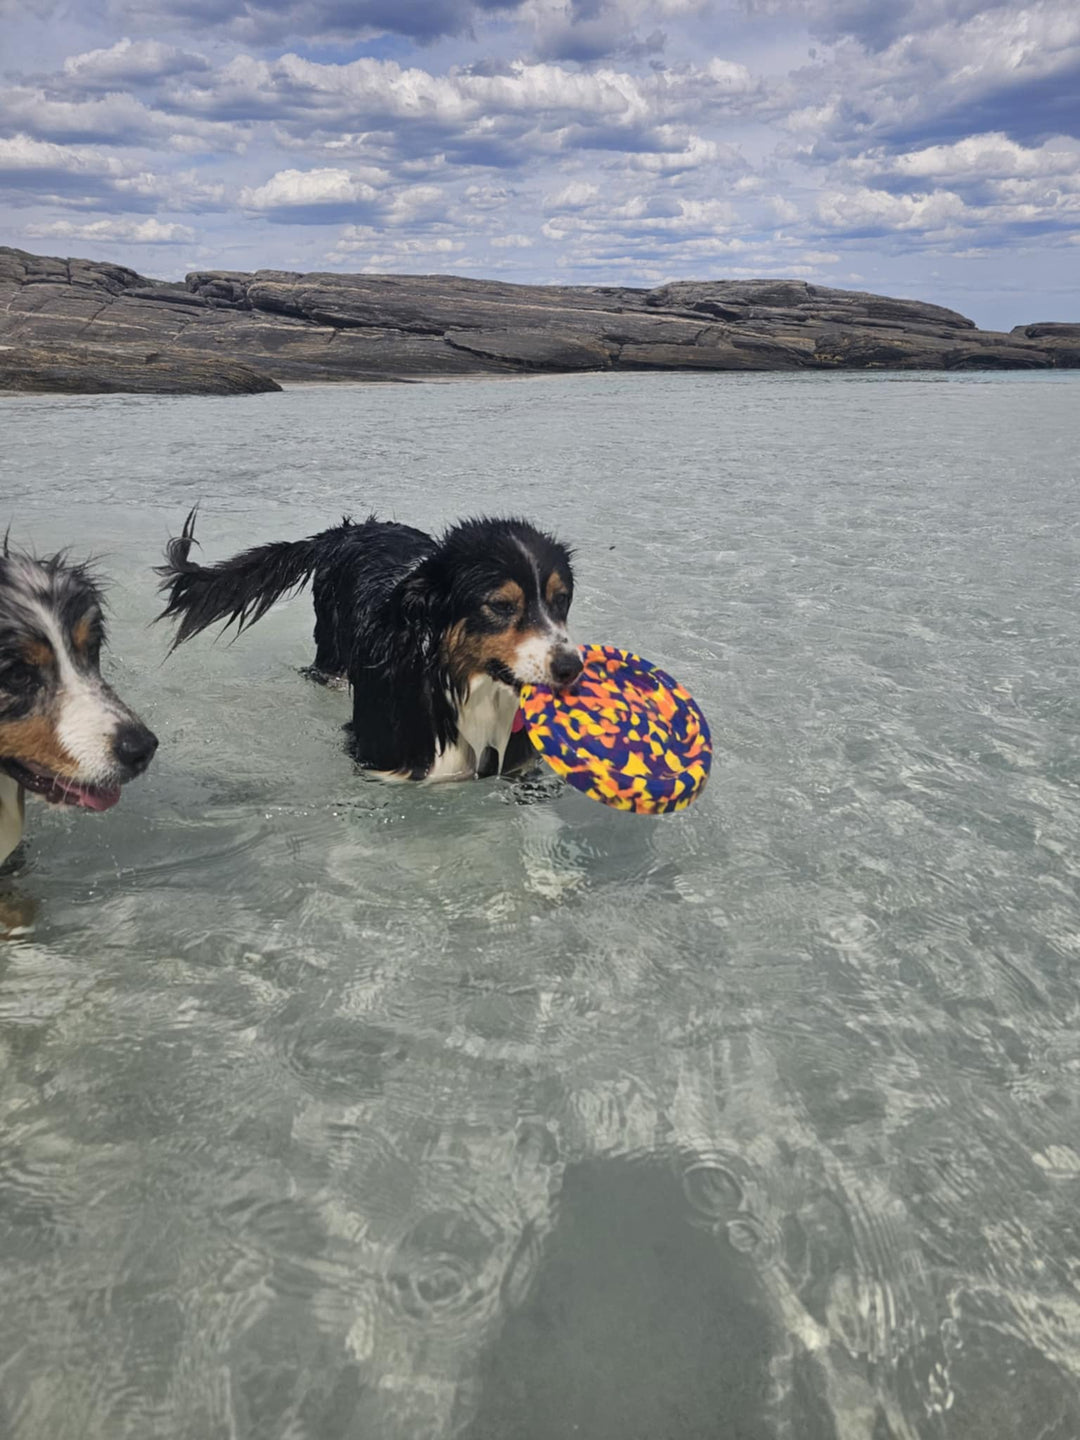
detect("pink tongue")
[73,784,121,812]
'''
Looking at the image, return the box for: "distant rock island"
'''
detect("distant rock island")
[1,245,1077,395]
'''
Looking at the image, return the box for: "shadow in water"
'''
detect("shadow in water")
[465,1156,775,1440]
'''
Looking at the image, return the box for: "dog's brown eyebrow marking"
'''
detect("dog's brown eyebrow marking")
[21,638,55,669]
[488,580,525,610]
[70,615,96,654]
[545,572,570,604]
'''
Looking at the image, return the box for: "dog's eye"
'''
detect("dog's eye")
[2,660,41,692]
[485,599,518,622]
[548,592,570,620]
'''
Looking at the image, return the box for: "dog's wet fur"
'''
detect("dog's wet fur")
[158,510,582,782]
[0,546,158,864]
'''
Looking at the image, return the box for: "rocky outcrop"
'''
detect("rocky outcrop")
[1009,322,1080,367]
[0,251,280,395]
[0,342,282,396]
[0,245,1075,395]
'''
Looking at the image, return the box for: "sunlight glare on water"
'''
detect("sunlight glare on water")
[2,371,1080,1439]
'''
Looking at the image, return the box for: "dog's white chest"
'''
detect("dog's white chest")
[0,774,26,866]
[427,676,518,782]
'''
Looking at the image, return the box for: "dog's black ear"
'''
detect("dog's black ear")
[393,558,448,663]
[398,566,433,622]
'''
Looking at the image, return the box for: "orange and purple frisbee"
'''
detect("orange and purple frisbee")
[518,644,711,814]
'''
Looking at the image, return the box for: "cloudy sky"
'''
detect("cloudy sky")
[2,0,1078,327]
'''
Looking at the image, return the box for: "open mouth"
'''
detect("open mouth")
[0,758,122,812]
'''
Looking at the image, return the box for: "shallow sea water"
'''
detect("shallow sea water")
[2,370,1080,1439]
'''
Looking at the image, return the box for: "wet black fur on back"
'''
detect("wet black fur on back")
[157,509,574,777]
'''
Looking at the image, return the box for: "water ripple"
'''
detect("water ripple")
[4,373,1080,1440]
[382,1204,507,1333]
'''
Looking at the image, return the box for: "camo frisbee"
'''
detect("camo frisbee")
[518,644,711,814]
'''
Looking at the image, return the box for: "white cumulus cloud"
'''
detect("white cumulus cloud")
[24,216,195,243]
[240,166,381,210]
[62,38,210,87]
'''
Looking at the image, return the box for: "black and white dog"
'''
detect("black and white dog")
[0,546,158,865]
[158,510,583,782]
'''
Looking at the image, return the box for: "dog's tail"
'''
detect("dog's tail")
[156,506,342,649]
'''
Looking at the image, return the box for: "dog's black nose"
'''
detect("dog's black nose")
[550,649,584,688]
[112,723,159,774]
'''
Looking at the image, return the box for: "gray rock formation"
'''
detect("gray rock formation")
[0,342,282,396]
[1009,322,1080,366]
[1,245,1075,395]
